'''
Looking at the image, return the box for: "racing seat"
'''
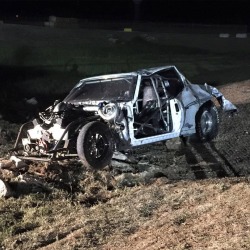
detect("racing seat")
[138,85,158,120]
[134,85,161,136]
[142,85,157,107]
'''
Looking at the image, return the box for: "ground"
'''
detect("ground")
[0,22,250,249]
[0,80,250,249]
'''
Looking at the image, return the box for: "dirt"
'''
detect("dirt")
[0,80,250,249]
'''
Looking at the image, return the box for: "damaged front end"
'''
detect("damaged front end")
[12,101,97,161]
[12,102,130,165]
[12,73,136,163]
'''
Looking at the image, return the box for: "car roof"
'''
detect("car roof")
[138,65,176,76]
[75,65,180,88]
[80,66,176,81]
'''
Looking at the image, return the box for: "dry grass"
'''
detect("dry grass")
[103,178,250,250]
[1,175,250,250]
[1,80,250,249]
[0,24,250,249]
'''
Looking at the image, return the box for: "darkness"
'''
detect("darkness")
[0,0,249,25]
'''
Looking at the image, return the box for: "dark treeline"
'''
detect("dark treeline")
[0,0,249,25]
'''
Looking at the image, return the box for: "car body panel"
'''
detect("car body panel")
[177,83,212,135]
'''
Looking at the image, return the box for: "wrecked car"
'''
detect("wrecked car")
[13,66,237,170]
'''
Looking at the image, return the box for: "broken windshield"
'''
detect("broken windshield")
[64,75,137,103]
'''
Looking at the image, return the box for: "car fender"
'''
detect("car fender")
[178,84,212,136]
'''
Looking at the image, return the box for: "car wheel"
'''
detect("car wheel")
[77,121,114,170]
[196,103,219,142]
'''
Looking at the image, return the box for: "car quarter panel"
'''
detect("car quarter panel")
[189,83,213,105]
[178,83,212,136]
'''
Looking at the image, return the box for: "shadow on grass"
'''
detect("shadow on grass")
[181,140,239,180]
[179,104,250,180]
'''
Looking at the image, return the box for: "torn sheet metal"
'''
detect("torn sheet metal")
[204,83,238,113]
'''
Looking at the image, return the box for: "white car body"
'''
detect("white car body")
[13,66,237,169]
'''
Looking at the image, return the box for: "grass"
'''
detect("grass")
[1,24,250,98]
[2,176,250,249]
[0,170,133,248]
[0,23,250,249]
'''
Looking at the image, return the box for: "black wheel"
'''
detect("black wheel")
[196,103,219,142]
[77,121,114,170]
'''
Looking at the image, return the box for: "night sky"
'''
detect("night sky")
[0,0,249,25]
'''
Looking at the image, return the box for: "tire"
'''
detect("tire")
[195,103,219,142]
[77,121,114,170]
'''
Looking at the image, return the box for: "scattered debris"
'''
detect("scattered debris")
[0,156,28,173]
[10,156,28,170]
[0,156,49,196]
[112,151,138,163]
[0,159,13,169]
[0,178,12,198]
[111,160,135,174]
[112,151,129,161]
[13,174,50,194]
